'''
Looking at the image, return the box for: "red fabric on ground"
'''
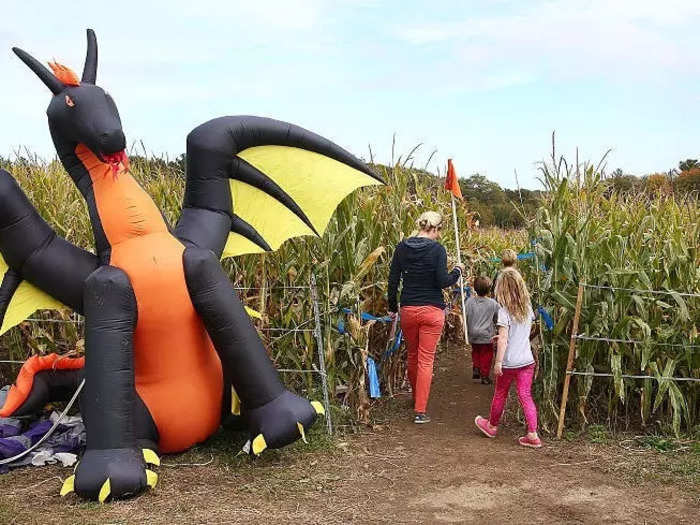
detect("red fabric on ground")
[400,305,445,413]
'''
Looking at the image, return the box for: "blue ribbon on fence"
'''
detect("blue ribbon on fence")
[340,307,393,323]
[490,251,536,263]
[536,305,554,330]
[367,357,381,398]
[452,286,472,298]
[336,308,395,335]
[336,308,403,358]
[335,308,403,400]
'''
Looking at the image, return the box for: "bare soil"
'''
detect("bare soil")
[0,348,697,524]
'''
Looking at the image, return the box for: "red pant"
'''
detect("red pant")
[471,343,494,377]
[400,305,445,413]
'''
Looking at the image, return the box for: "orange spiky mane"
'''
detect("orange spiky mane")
[48,61,80,86]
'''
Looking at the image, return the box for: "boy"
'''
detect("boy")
[466,276,500,384]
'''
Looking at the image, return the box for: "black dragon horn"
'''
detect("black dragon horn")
[81,29,97,84]
[12,47,63,94]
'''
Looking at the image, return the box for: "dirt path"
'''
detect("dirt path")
[0,348,697,524]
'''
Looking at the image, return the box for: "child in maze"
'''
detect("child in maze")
[465,276,500,385]
[474,267,542,449]
[491,248,517,294]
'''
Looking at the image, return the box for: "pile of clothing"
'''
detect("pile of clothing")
[0,386,85,474]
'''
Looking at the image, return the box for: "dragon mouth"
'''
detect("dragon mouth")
[102,150,129,178]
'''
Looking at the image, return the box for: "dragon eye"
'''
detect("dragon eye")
[65,95,75,107]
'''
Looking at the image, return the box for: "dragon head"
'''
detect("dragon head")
[13,29,127,173]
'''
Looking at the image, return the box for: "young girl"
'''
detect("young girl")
[474,267,542,448]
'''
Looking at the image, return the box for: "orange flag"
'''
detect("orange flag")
[445,159,463,200]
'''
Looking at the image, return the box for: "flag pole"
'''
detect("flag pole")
[450,193,469,346]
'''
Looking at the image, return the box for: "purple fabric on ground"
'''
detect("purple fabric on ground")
[0,419,21,438]
[0,410,85,473]
[24,420,52,444]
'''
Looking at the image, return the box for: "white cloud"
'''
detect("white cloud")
[394,0,700,81]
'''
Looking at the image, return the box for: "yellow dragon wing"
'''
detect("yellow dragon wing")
[181,116,383,259]
[0,254,64,336]
[223,145,381,258]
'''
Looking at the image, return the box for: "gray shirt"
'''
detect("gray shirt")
[497,306,536,368]
[465,296,500,344]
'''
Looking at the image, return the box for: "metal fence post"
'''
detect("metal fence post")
[310,273,333,435]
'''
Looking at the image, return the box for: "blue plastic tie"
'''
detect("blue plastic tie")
[367,357,381,398]
[536,305,554,330]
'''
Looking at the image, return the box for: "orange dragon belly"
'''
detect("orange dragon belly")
[78,145,223,453]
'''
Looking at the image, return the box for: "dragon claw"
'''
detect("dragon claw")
[142,448,160,466]
[252,434,267,456]
[245,390,319,454]
[297,422,308,443]
[70,448,158,502]
[98,479,111,504]
[145,469,158,488]
[60,475,75,497]
[310,401,326,416]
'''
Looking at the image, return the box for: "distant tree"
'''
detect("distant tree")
[644,173,672,195]
[678,159,699,172]
[611,174,641,193]
[459,174,506,205]
[674,166,700,194]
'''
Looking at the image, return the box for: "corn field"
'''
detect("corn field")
[0,140,697,435]
[528,142,699,436]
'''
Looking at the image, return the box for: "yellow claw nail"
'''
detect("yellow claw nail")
[311,401,325,416]
[231,387,241,416]
[244,306,262,319]
[98,478,111,504]
[146,469,158,488]
[60,475,75,497]
[143,448,160,466]
[252,434,267,455]
[297,422,308,444]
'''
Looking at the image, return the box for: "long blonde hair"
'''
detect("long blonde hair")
[494,267,531,323]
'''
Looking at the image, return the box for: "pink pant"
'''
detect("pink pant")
[488,364,538,433]
[400,305,445,413]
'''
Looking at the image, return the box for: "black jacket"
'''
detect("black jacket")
[387,237,461,312]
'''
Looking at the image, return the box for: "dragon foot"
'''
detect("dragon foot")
[61,448,159,502]
[244,390,325,455]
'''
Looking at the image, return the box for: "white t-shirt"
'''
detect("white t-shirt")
[496,306,535,369]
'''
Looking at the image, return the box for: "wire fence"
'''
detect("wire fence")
[1,276,334,435]
[567,371,700,382]
[573,334,700,349]
[581,283,700,298]
[557,281,700,438]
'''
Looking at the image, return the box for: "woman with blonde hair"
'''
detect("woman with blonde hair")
[474,267,542,448]
[387,211,463,424]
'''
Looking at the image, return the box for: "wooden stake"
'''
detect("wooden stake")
[556,282,584,439]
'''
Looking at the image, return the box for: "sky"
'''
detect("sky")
[1,0,699,189]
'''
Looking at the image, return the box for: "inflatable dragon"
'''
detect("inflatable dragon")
[0,29,382,502]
